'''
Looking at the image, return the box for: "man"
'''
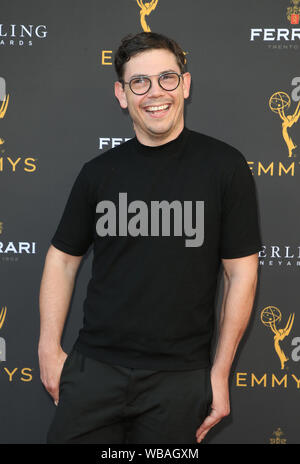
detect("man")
[39,32,262,444]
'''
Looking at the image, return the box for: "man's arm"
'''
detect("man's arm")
[196,252,259,443]
[38,244,83,404]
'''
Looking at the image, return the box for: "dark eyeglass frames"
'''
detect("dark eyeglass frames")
[120,71,184,95]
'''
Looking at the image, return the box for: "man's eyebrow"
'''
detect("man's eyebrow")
[129,69,178,79]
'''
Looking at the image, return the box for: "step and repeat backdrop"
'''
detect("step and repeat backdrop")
[1,0,300,444]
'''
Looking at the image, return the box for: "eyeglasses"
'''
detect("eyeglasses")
[120,71,184,95]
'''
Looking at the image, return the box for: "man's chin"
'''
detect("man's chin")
[143,122,175,137]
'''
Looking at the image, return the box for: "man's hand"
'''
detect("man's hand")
[38,346,68,405]
[195,372,230,443]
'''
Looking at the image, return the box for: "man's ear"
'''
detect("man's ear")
[114,81,128,109]
[182,72,191,99]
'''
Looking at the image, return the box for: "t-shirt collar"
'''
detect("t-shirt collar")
[133,126,190,157]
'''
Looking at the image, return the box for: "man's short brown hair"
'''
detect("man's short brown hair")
[114,32,186,82]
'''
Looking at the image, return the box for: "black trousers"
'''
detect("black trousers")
[47,347,212,444]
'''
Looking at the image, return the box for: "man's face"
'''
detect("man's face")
[114,48,191,145]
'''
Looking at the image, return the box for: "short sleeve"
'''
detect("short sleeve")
[220,153,262,259]
[51,163,94,256]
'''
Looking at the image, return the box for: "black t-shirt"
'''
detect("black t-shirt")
[51,126,262,370]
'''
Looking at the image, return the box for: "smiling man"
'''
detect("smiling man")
[39,32,262,444]
[114,46,190,145]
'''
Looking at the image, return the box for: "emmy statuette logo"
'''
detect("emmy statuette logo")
[0,305,33,381]
[136,0,159,31]
[0,77,9,145]
[261,306,295,370]
[0,306,7,362]
[269,91,300,157]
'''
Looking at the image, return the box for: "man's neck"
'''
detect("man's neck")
[134,122,184,147]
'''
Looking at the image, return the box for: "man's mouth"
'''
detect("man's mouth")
[143,103,171,117]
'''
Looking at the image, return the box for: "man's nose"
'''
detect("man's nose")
[147,77,165,97]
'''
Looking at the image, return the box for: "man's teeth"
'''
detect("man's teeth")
[146,104,170,112]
